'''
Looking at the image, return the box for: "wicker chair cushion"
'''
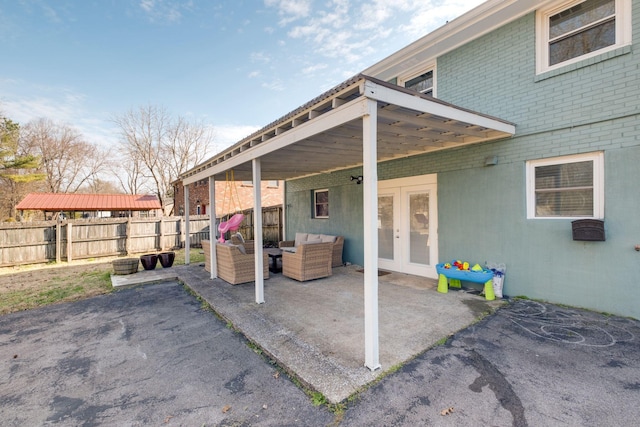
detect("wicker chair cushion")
[224,242,246,254]
[294,232,308,247]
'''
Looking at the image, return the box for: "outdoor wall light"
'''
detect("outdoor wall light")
[350,175,363,184]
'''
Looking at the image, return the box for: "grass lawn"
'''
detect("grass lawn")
[0,248,205,316]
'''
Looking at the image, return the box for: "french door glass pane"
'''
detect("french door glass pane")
[409,193,429,265]
[378,195,394,259]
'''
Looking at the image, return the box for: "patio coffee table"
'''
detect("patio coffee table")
[264,248,283,273]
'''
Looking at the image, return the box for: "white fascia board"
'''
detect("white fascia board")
[363,81,515,135]
[183,97,370,185]
[365,0,555,82]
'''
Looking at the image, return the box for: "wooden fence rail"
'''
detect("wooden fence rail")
[0,207,283,267]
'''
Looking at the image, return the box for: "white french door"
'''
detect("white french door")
[378,175,438,278]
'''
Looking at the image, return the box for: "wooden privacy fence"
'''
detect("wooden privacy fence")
[226,206,283,246]
[0,216,210,267]
[0,207,283,267]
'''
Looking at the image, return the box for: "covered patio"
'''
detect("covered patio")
[174,263,504,403]
[180,74,515,371]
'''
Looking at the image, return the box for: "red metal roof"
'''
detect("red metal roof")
[16,193,162,211]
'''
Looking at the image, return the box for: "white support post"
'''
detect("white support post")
[253,158,265,304]
[363,98,381,371]
[208,176,217,279]
[184,185,190,265]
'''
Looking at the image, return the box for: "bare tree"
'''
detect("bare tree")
[80,178,123,194]
[112,105,214,209]
[112,146,148,195]
[22,118,107,193]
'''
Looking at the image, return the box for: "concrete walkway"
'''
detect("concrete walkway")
[117,263,504,403]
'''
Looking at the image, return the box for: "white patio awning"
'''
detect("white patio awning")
[182,74,514,185]
[181,74,515,371]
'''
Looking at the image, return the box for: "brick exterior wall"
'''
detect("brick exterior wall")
[284,2,640,319]
[173,179,283,217]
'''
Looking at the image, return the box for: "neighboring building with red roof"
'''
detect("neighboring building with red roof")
[16,193,162,219]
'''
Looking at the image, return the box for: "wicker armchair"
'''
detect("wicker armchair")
[202,240,269,285]
[282,242,333,282]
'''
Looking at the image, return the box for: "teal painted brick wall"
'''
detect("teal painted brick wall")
[285,3,640,319]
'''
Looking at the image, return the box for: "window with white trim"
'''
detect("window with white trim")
[526,152,604,219]
[314,189,329,219]
[399,67,435,96]
[536,0,631,73]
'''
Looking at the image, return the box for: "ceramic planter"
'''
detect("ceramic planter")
[140,254,158,270]
[158,251,175,268]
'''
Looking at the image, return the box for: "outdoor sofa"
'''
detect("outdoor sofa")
[281,241,333,282]
[279,232,344,267]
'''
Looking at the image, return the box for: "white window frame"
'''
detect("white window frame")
[536,0,632,74]
[313,189,329,219]
[398,64,436,97]
[526,152,604,219]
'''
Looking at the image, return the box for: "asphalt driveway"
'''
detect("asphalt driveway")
[0,282,334,426]
[2,282,640,426]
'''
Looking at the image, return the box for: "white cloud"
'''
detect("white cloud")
[0,79,117,148]
[262,79,285,91]
[250,51,271,63]
[138,0,184,23]
[398,0,487,38]
[267,0,487,68]
[248,71,261,78]
[264,0,312,25]
[302,63,328,75]
[214,124,261,153]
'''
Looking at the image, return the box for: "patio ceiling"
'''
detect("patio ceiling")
[182,74,515,184]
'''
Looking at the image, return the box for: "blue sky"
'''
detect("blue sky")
[0,0,485,154]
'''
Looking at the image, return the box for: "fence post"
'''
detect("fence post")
[56,219,61,263]
[66,222,73,262]
[125,217,132,255]
[160,217,165,250]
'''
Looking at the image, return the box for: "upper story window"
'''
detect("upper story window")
[402,70,434,96]
[405,71,433,94]
[314,189,329,219]
[537,0,631,73]
[526,152,604,219]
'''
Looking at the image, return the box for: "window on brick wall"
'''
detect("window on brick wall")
[400,69,434,96]
[526,152,604,219]
[536,0,631,73]
[314,189,329,219]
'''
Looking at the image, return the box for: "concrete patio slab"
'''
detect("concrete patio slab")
[173,263,505,403]
[111,268,180,288]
